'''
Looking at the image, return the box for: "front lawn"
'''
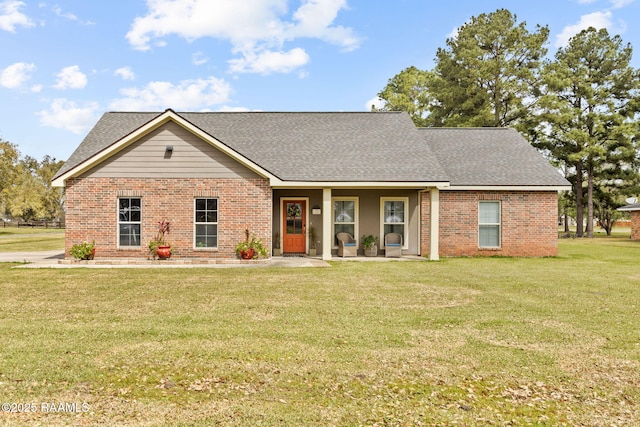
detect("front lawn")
[1,237,639,426]
[0,227,64,252]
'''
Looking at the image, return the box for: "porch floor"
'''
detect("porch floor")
[325,255,427,262]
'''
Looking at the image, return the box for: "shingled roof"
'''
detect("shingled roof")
[421,127,569,187]
[54,110,569,188]
[618,202,640,212]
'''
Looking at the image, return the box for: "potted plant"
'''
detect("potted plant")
[70,240,95,260]
[361,234,378,257]
[149,220,172,259]
[235,229,268,260]
[273,232,281,256]
[308,226,318,256]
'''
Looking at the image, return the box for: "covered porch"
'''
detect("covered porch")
[271,187,442,261]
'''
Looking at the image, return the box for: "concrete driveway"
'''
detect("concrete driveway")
[0,250,64,265]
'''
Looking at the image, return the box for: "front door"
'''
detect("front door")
[283,200,306,254]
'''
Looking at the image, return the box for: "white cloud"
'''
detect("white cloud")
[126,0,287,51]
[610,0,634,8]
[114,66,135,81]
[0,61,35,88]
[289,0,359,51]
[126,0,360,74]
[365,96,385,111]
[228,47,310,74]
[109,77,232,111]
[192,51,208,66]
[0,0,34,32]
[52,5,94,25]
[37,98,100,134]
[555,11,613,47]
[53,65,88,89]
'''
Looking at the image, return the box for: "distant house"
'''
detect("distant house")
[617,202,640,240]
[52,110,570,260]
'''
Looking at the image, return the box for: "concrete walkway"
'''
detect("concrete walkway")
[0,252,330,268]
[0,251,427,269]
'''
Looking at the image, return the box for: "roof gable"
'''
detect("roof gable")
[52,110,275,186]
[80,121,262,180]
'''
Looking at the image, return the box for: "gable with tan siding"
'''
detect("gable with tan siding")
[80,121,260,180]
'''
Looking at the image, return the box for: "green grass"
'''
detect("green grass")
[0,228,64,252]
[1,238,640,425]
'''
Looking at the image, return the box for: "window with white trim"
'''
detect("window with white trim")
[381,197,408,248]
[195,198,218,248]
[118,197,141,247]
[479,201,501,248]
[332,197,358,247]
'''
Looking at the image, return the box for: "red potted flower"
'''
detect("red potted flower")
[149,220,172,259]
[235,228,268,260]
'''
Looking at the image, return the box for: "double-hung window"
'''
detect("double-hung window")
[118,198,141,247]
[195,198,218,248]
[333,198,358,247]
[479,201,501,248]
[381,197,408,248]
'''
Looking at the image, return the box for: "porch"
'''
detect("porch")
[272,187,441,261]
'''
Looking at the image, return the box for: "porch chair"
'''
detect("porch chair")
[384,232,403,258]
[337,232,357,257]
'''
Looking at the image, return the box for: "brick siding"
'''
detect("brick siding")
[64,177,272,259]
[422,190,559,257]
[630,211,640,240]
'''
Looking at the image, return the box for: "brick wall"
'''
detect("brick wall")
[64,177,272,259]
[421,190,559,257]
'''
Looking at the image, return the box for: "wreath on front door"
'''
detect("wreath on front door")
[287,204,301,218]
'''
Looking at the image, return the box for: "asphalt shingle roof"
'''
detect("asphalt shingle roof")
[422,127,569,187]
[55,111,569,187]
[181,111,449,182]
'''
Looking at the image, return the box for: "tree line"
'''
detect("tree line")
[375,9,640,237]
[0,140,64,223]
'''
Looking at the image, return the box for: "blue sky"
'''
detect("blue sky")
[1,0,639,161]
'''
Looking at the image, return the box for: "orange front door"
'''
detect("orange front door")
[283,200,306,253]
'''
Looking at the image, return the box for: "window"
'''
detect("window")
[333,198,358,247]
[195,198,218,248]
[118,198,141,247]
[381,197,408,248]
[479,201,501,248]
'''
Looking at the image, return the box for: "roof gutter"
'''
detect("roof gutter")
[269,180,450,189]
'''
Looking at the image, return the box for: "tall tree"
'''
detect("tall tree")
[0,141,66,222]
[0,140,20,217]
[3,158,46,221]
[374,66,434,127]
[535,27,640,237]
[428,9,549,129]
[37,155,65,221]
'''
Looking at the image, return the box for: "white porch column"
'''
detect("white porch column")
[322,188,332,260]
[430,188,440,261]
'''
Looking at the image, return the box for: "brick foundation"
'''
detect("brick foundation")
[64,177,272,259]
[422,190,559,257]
